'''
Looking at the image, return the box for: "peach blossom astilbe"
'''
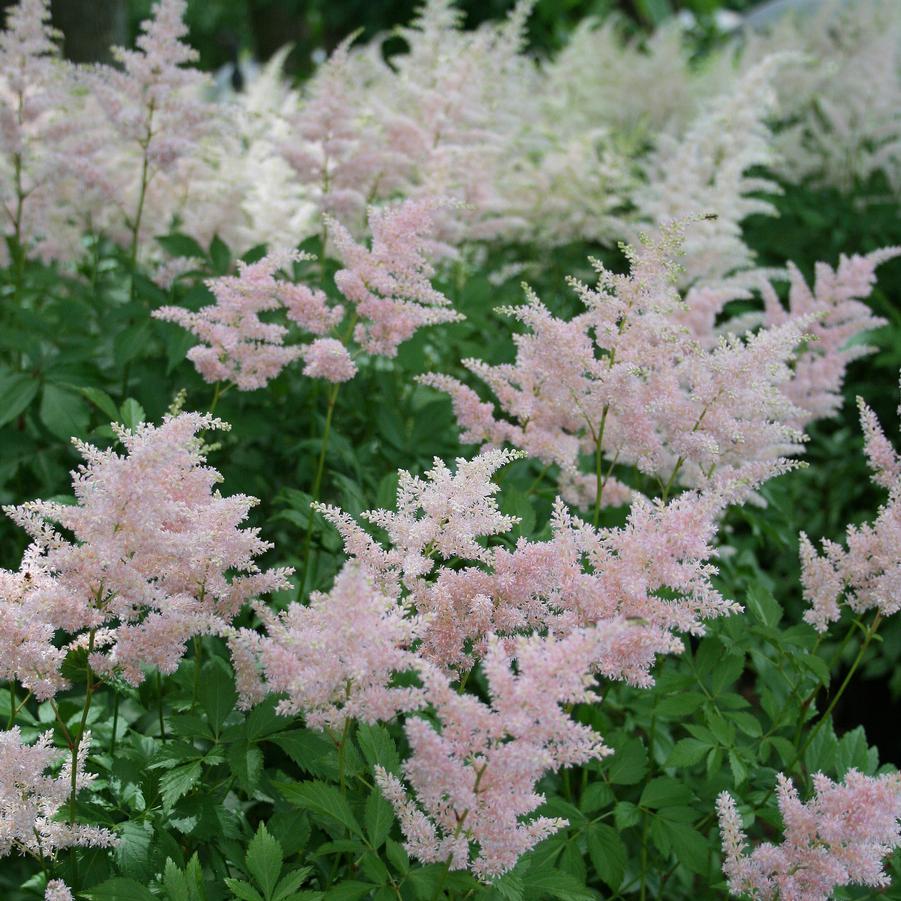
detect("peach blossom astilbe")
[329,198,463,358]
[228,565,425,729]
[3,413,291,687]
[0,0,82,264]
[0,547,67,700]
[760,248,899,423]
[154,250,344,390]
[83,0,219,252]
[421,227,806,507]
[800,389,901,632]
[315,450,739,680]
[375,629,617,879]
[0,727,117,859]
[717,770,901,900]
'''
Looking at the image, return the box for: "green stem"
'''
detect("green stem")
[157,669,166,742]
[337,717,351,796]
[110,689,119,756]
[192,636,203,709]
[794,612,882,770]
[300,382,341,593]
[592,406,609,527]
[70,629,97,825]
[8,680,15,729]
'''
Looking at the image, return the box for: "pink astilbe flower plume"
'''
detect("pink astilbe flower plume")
[83,0,219,252]
[376,628,621,879]
[0,0,86,263]
[229,565,425,728]
[154,249,343,390]
[422,225,806,506]
[2,413,291,688]
[315,448,739,680]
[717,770,901,900]
[313,448,524,593]
[760,247,898,423]
[43,881,74,901]
[329,198,463,358]
[800,384,901,632]
[0,727,117,859]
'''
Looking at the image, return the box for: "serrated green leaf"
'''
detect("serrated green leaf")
[366,787,395,848]
[40,383,89,439]
[0,371,38,426]
[587,823,625,891]
[639,777,692,809]
[200,660,236,734]
[159,760,202,809]
[665,738,710,767]
[80,386,120,420]
[277,780,363,837]
[83,877,156,901]
[246,822,283,901]
[225,878,265,901]
[356,723,401,776]
[606,738,648,785]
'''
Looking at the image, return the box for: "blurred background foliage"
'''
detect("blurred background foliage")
[6,0,765,72]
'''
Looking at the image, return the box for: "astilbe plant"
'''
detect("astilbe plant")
[800,384,901,633]
[717,770,901,900]
[422,226,807,513]
[375,629,622,878]
[0,727,117,859]
[1,412,290,689]
[229,564,427,730]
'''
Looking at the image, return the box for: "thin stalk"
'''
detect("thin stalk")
[69,629,97,825]
[300,381,341,593]
[110,689,119,755]
[156,669,166,742]
[592,406,609,527]
[192,636,203,709]
[794,612,882,769]
[8,681,15,729]
[337,716,352,796]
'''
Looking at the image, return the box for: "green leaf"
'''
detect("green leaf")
[225,878,265,901]
[587,823,625,891]
[118,398,145,431]
[745,584,783,628]
[162,854,206,901]
[200,660,236,733]
[356,723,401,776]
[80,386,120,421]
[656,692,705,717]
[271,730,337,779]
[246,823,283,901]
[82,878,156,901]
[639,777,692,809]
[366,787,395,848]
[579,782,613,814]
[522,869,595,901]
[665,738,710,767]
[228,742,264,794]
[606,738,648,785]
[660,821,709,875]
[322,882,377,901]
[157,232,207,260]
[210,235,231,274]
[273,867,312,901]
[115,820,154,881]
[40,383,89,439]
[277,780,364,837]
[0,372,38,426]
[159,760,203,809]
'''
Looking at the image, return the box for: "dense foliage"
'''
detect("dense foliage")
[1,1,901,900]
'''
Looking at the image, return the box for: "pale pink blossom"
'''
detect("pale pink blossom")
[0,728,117,859]
[44,881,73,901]
[230,565,424,729]
[154,250,331,390]
[760,248,898,423]
[718,770,901,900]
[329,198,462,358]
[316,449,738,678]
[301,337,357,383]
[422,226,806,505]
[800,389,901,631]
[3,413,290,687]
[376,628,618,879]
